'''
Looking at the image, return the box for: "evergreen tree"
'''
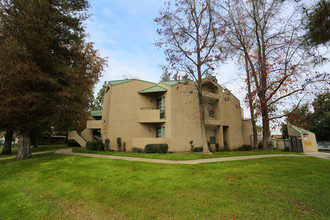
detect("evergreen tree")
[0,0,107,160]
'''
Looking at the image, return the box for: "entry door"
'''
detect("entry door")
[290,136,303,152]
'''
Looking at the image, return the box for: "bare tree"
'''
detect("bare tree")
[223,0,329,149]
[155,0,227,153]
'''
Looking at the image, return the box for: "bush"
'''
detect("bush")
[144,144,169,153]
[117,137,122,152]
[222,145,230,151]
[105,139,110,151]
[235,144,252,151]
[86,140,104,151]
[123,142,126,152]
[131,147,144,153]
[194,146,203,152]
[258,141,263,149]
[189,140,194,152]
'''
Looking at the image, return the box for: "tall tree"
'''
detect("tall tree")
[310,92,330,141]
[0,0,107,160]
[223,0,329,148]
[94,81,108,110]
[303,0,330,46]
[281,103,312,138]
[1,130,13,155]
[155,0,226,153]
[159,67,172,82]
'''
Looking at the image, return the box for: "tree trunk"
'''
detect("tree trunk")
[15,130,31,161]
[244,55,258,149]
[261,110,270,150]
[252,123,258,149]
[198,95,210,154]
[1,130,13,155]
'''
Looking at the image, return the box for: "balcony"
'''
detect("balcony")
[138,107,166,123]
[205,117,221,125]
[202,91,220,100]
[86,120,102,129]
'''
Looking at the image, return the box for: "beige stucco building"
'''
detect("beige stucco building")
[69,79,253,152]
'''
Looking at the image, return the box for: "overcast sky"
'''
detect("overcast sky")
[85,0,329,125]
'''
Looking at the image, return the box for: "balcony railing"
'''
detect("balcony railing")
[86,120,102,129]
[138,107,166,123]
[140,107,166,118]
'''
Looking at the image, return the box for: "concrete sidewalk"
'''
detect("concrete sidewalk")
[304,152,330,160]
[55,148,311,164]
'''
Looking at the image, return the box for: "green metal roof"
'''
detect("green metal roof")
[290,124,309,135]
[91,110,102,117]
[109,79,134,86]
[109,79,156,87]
[161,81,180,86]
[138,85,168,94]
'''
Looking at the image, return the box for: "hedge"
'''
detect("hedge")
[86,140,105,151]
[144,144,168,153]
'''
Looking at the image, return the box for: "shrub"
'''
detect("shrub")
[222,145,230,151]
[189,140,194,152]
[123,142,126,152]
[105,139,110,151]
[144,144,169,153]
[215,143,220,152]
[235,144,252,151]
[131,147,144,153]
[86,140,104,151]
[158,144,169,153]
[258,141,263,149]
[194,146,203,152]
[117,137,122,152]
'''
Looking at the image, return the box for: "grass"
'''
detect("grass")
[0,153,328,219]
[72,147,301,160]
[0,144,68,158]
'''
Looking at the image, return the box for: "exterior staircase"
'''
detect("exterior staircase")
[68,131,87,147]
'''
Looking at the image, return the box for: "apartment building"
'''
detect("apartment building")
[69,79,253,152]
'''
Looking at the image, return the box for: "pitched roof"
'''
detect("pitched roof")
[109,79,135,86]
[138,85,168,94]
[290,124,310,135]
[160,80,189,86]
[109,79,156,86]
[91,110,102,117]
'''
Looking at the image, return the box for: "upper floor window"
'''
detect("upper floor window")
[157,97,166,119]
[208,103,215,118]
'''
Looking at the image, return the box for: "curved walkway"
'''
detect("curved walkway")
[54,148,314,164]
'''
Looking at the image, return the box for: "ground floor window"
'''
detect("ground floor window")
[156,127,165,138]
[93,129,101,140]
[209,129,216,144]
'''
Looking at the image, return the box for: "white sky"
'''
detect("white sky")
[85,0,329,133]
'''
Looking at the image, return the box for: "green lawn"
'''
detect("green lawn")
[0,144,68,158]
[0,153,329,219]
[73,147,301,160]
